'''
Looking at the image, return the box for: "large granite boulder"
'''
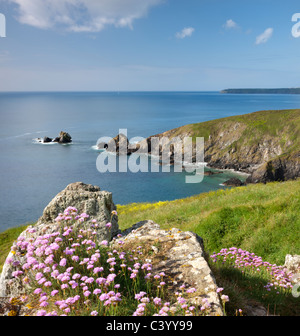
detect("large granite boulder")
[0,182,119,298]
[36,182,118,237]
[115,220,224,316]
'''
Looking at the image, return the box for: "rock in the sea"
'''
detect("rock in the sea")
[102,133,139,155]
[43,137,52,143]
[57,131,72,144]
[115,220,224,316]
[41,131,72,144]
[223,177,245,186]
[0,182,118,298]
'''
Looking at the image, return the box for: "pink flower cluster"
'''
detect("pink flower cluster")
[8,207,210,316]
[132,284,212,316]
[210,247,294,293]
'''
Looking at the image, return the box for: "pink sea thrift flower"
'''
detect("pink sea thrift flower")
[36,310,47,316]
[221,295,229,302]
[59,258,67,267]
[51,290,59,296]
[91,311,98,316]
[153,297,162,306]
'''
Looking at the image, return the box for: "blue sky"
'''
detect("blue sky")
[0,0,300,91]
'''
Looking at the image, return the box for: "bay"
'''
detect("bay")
[0,91,299,231]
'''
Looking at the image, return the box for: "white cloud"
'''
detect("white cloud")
[255,28,273,45]
[224,19,238,29]
[8,0,163,32]
[176,27,195,39]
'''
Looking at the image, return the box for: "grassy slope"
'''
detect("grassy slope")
[0,225,28,273]
[3,180,299,269]
[117,179,300,265]
[179,109,300,140]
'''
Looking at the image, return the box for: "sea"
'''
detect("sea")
[0,91,300,232]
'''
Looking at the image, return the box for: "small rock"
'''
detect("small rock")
[58,131,72,144]
[43,137,52,143]
[223,177,244,186]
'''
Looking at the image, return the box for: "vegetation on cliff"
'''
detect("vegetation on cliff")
[146,109,300,183]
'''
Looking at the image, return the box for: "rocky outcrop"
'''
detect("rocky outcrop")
[0,183,225,316]
[43,137,52,143]
[285,254,300,273]
[0,218,224,316]
[99,133,139,155]
[115,220,224,316]
[54,131,72,144]
[246,153,300,184]
[0,182,119,298]
[284,254,300,284]
[37,131,72,144]
[137,109,300,184]
[36,182,119,239]
[223,177,245,186]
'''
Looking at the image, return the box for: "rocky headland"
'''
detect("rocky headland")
[102,109,300,185]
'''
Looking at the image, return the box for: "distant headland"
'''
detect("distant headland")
[221,88,300,94]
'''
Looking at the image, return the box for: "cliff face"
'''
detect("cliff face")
[246,152,300,184]
[142,109,300,184]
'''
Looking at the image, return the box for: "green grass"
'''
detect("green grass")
[1,180,299,315]
[189,109,300,140]
[0,225,29,273]
[117,179,300,265]
[116,179,300,315]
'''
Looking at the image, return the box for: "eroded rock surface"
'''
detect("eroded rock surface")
[0,182,119,298]
[116,220,224,316]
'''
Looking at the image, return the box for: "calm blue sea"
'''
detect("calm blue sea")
[0,91,300,232]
